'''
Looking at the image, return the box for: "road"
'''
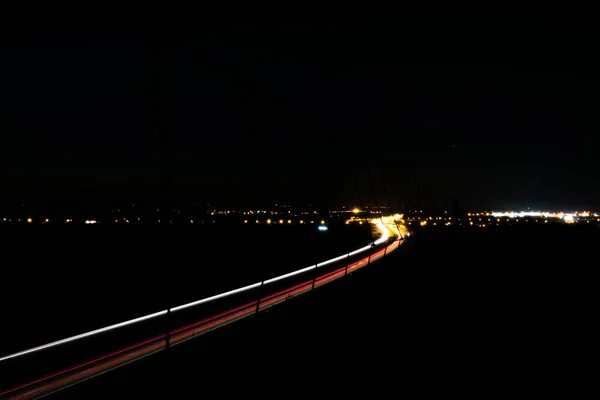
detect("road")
[51,224,598,399]
[1,218,405,399]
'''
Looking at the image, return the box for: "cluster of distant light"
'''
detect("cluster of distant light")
[489,211,598,222]
[1,207,386,225]
[244,218,327,225]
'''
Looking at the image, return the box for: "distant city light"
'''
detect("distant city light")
[352,208,360,213]
[318,225,328,231]
[563,214,574,222]
[85,220,97,224]
[27,218,32,223]
[490,210,585,221]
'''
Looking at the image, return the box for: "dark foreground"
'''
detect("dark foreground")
[32,225,600,397]
[0,223,371,357]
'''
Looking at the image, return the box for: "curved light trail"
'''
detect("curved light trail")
[1,217,407,399]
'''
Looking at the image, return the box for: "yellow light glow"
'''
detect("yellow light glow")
[352,208,360,213]
[27,218,32,223]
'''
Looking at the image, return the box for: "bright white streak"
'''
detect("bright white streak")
[170,282,262,313]
[0,310,168,362]
[263,265,316,285]
[348,245,372,257]
[1,219,395,362]
[255,219,391,285]
[315,252,351,268]
[373,221,390,245]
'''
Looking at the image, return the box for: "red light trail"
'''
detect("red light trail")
[1,221,405,399]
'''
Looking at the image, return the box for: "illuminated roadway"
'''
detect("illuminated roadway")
[0,217,407,399]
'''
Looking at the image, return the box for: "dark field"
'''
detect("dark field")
[0,223,373,356]
[58,223,597,398]
[2,223,596,398]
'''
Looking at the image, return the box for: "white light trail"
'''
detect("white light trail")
[316,252,353,267]
[263,265,316,285]
[0,217,401,362]
[373,221,390,245]
[0,310,168,362]
[170,282,263,312]
[348,245,373,257]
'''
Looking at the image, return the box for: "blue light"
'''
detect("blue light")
[318,225,328,232]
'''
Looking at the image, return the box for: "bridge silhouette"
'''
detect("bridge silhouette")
[0,31,458,399]
[0,99,459,399]
[1,216,408,399]
[0,101,457,399]
[0,145,455,399]
[0,102,458,396]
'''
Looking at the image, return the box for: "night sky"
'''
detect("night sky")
[2,18,599,211]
